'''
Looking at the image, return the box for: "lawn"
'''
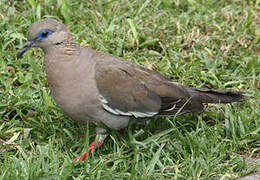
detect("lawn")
[0,0,259,179]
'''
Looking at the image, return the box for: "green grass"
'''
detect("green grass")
[0,0,259,179]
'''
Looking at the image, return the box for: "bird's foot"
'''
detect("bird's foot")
[73,128,125,162]
[74,132,108,162]
[118,129,126,135]
[73,140,102,162]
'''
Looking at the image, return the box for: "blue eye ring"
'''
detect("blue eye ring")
[37,29,53,41]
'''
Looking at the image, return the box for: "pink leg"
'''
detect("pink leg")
[74,133,108,162]
[118,129,126,135]
[74,128,126,162]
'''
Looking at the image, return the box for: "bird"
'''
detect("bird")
[17,18,247,161]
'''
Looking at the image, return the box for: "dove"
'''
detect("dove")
[17,19,247,161]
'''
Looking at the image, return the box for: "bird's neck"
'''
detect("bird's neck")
[44,44,80,56]
[43,33,81,56]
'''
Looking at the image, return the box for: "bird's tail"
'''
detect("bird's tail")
[189,88,248,104]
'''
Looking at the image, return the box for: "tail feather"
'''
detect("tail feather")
[157,88,248,116]
[190,88,248,104]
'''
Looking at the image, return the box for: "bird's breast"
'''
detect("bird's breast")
[44,55,101,123]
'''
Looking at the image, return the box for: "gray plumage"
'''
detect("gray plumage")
[17,18,247,132]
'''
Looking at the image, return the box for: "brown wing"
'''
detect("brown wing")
[94,54,201,118]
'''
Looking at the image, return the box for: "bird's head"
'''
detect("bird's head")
[17,18,71,58]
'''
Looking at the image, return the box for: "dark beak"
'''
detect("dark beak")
[17,41,34,59]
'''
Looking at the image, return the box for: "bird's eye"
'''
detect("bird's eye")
[41,31,49,37]
[37,29,53,41]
